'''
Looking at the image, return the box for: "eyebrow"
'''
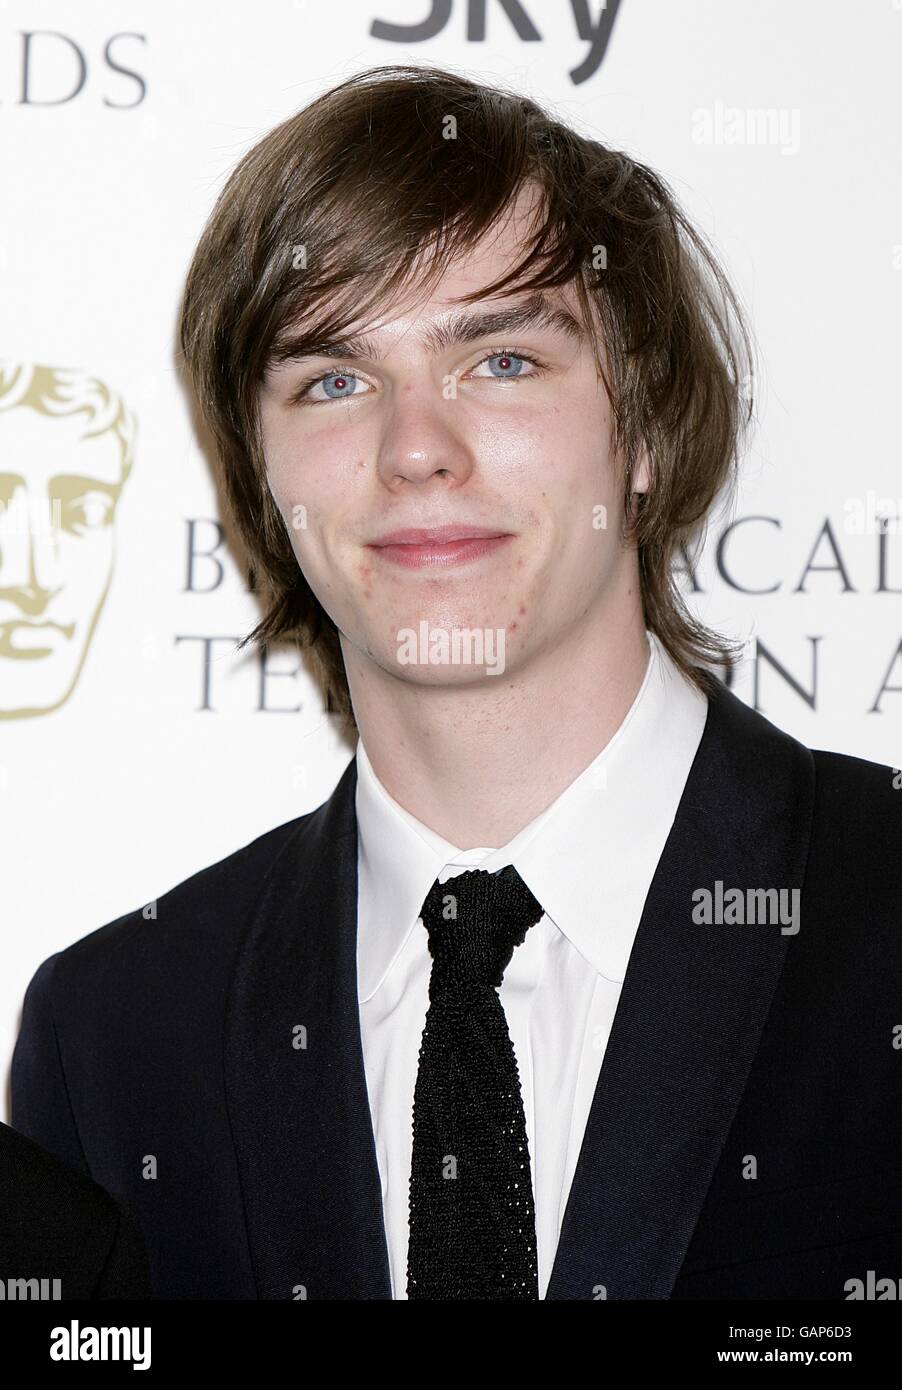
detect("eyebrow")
[268,291,587,368]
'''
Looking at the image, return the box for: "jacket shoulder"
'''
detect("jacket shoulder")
[697,679,900,895]
[808,746,902,889]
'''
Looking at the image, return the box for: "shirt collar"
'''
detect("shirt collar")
[355,632,709,1001]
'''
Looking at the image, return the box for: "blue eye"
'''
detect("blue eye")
[469,349,547,382]
[487,352,523,377]
[292,346,546,405]
[318,370,362,400]
[288,366,370,404]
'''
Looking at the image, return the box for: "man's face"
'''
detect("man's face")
[259,185,648,697]
[0,410,124,718]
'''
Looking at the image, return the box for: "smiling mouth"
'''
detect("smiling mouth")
[366,527,514,570]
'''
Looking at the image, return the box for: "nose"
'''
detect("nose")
[376,388,476,492]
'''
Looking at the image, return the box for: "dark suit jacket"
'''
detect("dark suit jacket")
[10,679,902,1299]
[0,1120,150,1298]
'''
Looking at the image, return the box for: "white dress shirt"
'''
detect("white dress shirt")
[354,630,709,1298]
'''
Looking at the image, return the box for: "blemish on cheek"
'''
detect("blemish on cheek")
[510,621,517,632]
[356,458,366,471]
[356,558,375,600]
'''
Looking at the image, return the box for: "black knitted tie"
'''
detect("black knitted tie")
[407,864,544,1300]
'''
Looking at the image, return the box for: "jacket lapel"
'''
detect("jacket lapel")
[223,754,392,1300]
[224,676,816,1301]
[544,678,816,1299]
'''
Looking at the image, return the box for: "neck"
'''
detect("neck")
[342,594,651,849]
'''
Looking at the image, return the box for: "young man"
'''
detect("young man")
[12,64,902,1301]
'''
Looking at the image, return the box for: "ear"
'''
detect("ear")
[632,445,651,495]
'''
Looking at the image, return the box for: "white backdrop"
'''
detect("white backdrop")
[2,0,901,1117]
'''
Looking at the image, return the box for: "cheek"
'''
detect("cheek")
[266,412,369,506]
[483,397,609,485]
[474,407,559,479]
[265,450,326,536]
[266,464,357,600]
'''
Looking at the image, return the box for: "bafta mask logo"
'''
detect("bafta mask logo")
[0,362,136,718]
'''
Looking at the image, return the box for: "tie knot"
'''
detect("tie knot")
[418,864,544,990]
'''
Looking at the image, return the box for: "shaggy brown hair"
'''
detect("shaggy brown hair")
[178,63,754,731]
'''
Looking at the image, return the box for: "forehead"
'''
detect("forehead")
[265,179,597,372]
[362,185,585,335]
[415,184,560,302]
